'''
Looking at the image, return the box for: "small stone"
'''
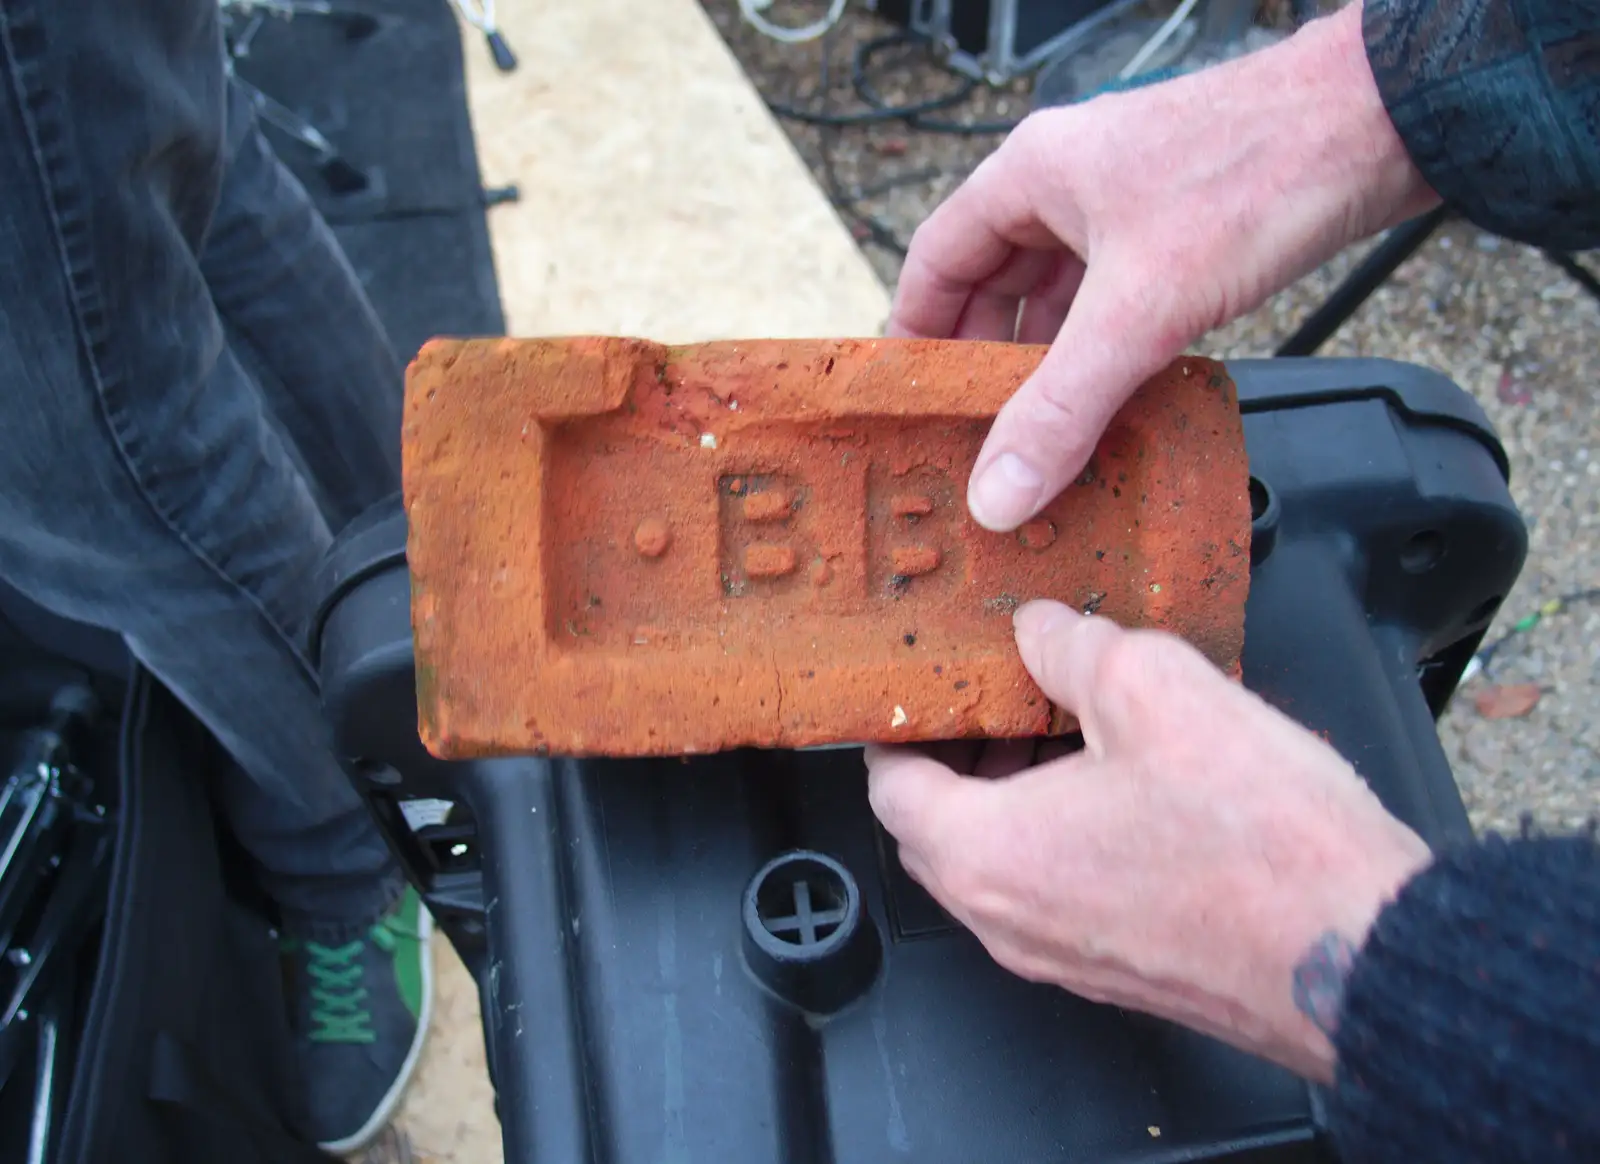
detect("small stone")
[634,517,671,558]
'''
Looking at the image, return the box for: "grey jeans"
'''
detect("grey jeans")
[0,0,402,926]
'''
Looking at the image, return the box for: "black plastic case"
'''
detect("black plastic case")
[311,357,1526,1164]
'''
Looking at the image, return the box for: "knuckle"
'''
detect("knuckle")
[1004,108,1055,159]
[1008,107,1078,180]
[1022,370,1086,429]
[902,213,939,260]
[992,371,1101,485]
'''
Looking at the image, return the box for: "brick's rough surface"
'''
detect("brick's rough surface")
[403,337,1252,758]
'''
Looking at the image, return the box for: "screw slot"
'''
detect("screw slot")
[1401,529,1445,574]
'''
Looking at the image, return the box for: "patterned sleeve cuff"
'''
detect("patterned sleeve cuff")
[1327,830,1600,1164]
[1360,0,1600,251]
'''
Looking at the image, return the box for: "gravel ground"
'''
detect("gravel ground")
[706,0,1598,835]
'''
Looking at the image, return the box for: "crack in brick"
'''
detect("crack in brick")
[773,654,786,735]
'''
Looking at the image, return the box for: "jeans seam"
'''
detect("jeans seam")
[0,0,324,689]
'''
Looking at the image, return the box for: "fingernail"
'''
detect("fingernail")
[969,453,1044,530]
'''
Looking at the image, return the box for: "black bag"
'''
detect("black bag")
[0,584,336,1163]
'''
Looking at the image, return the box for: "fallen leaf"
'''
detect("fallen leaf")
[1473,683,1543,719]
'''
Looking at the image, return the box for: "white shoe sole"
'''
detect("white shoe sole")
[318,902,436,1157]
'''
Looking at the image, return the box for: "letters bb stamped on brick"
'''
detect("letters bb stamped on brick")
[402,336,1251,758]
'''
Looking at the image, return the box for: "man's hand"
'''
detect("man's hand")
[865,600,1432,1084]
[888,1,1439,531]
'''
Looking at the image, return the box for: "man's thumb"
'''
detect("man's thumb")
[1012,599,1128,755]
[966,265,1183,531]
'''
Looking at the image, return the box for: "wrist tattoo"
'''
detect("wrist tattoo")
[1291,930,1357,1039]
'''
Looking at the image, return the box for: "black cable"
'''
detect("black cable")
[810,25,909,257]
[1290,0,1323,24]
[764,29,1018,137]
[762,24,1027,256]
[855,166,941,200]
[765,33,974,127]
[849,32,1021,136]
[1276,206,1451,356]
[1474,588,1600,676]
[903,112,1022,135]
[763,95,959,127]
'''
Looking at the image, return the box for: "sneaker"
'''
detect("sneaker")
[282,884,435,1154]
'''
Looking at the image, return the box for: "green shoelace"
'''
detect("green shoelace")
[301,908,419,1045]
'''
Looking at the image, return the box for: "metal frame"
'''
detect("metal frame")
[220,0,384,196]
[1277,207,1600,357]
[903,0,1258,84]
[0,687,112,1162]
[907,0,1149,84]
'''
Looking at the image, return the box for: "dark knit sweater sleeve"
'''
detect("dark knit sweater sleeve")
[1327,831,1599,1163]
[1360,1,1600,251]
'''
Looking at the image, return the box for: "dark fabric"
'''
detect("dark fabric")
[226,0,508,359]
[0,0,403,922]
[54,668,336,1163]
[1362,1,1600,250]
[147,1032,335,1164]
[1329,830,1600,1164]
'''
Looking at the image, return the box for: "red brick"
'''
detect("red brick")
[402,336,1252,758]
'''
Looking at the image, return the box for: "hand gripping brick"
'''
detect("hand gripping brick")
[402,336,1252,758]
